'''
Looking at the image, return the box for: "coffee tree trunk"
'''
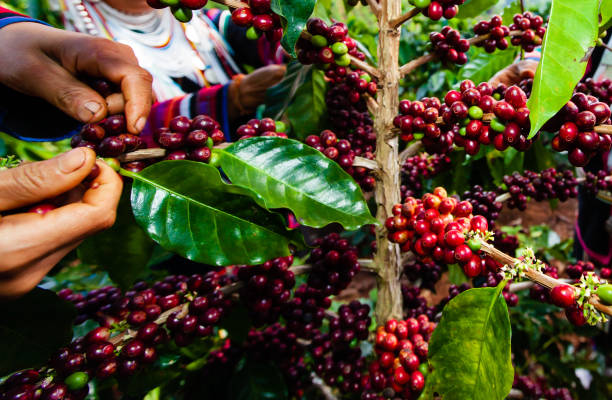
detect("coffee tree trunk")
[373,0,403,323]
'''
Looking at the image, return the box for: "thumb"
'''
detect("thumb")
[0,148,96,211]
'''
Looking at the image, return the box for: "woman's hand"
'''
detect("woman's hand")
[489,59,539,87]
[228,65,286,119]
[0,22,153,133]
[0,148,122,299]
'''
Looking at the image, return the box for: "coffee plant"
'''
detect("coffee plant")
[2,0,612,399]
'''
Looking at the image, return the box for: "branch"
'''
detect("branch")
[367,95,379,114]
[595,124,612,135]
[210,0,248,8]
[398,141,423,165]
[118,148,166,163]
[399,54,435,77]
[479,241,612,317]
[365,0,381,19]
[509,278,573,293]
[350,55,381,80]
[494,192,511,203]
[390,7,420,29]
[353,156,379,170]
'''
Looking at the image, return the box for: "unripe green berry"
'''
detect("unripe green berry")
[596,284,612,305]
[361,73,371,83]
[65,372,89,391]
[459,127,467,136]
[206,137,214,149]
[413,133,424,140]
[275,121,287,132]
[467,238,481,252]
[468,106,484,120]
[493,93,501,100]
[335,53,351,67]
[160,0,180,5]
[311,35,328,48]
[412,0,431,8]
[331,42,348,55]
[172,6,192,22]
[246,26,262,40]
[103,158,120,172]
[490,118,506,132]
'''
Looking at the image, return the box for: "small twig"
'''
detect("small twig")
[390,7,420,29]
[398,141,423,165]
[595,125,612,135]
[210,0,248,8]
[509,278,573,293]
[367,95,379,114]
[399,54,435,77]
[350,55,381,80]
[353,156,379,170]
[495,192,512,203]
[310,373,339,400]
[365,0,381,19]
[508,389,524,399]
[118,148,166,162]
[479,241,612,317]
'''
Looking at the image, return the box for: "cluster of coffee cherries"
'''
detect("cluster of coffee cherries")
[230,0,283,42]
[514,375,573,400]
[549,93,612,166]
[501,168,579,210]
[548,283,586,326]
[282,284,331,339]
[429,27,469,65]
[509,12,546,52]
[327,69,378,104]
[71,114,143,158]
[236,256,295,326]
[565,260,596,280]
[403,260,443,291]
[410,0,464,21]
[2,272,230,399]
[306,130,376,191]
[400,153,451,199]
[297,18,365,68]
[461,185,503,227]
[235,117,287,140]
[145,0,207,23]
[583,169,612,195]
[386,187,493,278]
[529,264,560,303]
[394,97,454,154]
[576,77,612,105]
[401,285,437,320]
[307,233,362,296]
[493,229,519,256]
[472,15,509,53]
[153,114,225,165]
[364,317,432,399]
[451,81,533,153]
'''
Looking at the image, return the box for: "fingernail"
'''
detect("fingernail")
[78,101,102,121]
[135,117,147,132]
[58,148,87,173]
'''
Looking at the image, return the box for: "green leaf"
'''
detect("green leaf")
[263,61,312,121]
[527,0,599,139]
[426,283,513,400]
[0,288,75,375]
[78,189,155,289]
[458,48,518,84]
[285,68,328,140]
[229,360,289,400]
[600,0,612,31]
[217,137,377,230]
[128,161,302,266]
[448,264,469,285]
[271,0,316,57]
[457,0,498,18]
[501,1,522,26]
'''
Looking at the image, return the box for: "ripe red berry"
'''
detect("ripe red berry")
[550,285,576,308]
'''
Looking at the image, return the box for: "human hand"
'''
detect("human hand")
[228,65,286,118]
[489,59,539,87]
[0,148,122,299]
[0,22,153,133]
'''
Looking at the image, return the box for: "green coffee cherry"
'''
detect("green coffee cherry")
[246,26,262,40]
[275,121,287,132]
[335,53,351,67]
[467,238,481,252]
[468,106,484,120]
[596,284,612,305]
[209,151,221,168]
[412,0,431,8]
[413,133,424,140]
[459,127,467,136]
[418,363,429,376]
[311,35,328,48]
[493,93,501,100]
[490,118,506,133]
[361,73,371,83]
[206,137,214,149]
[172,7,192,23]
[65,372,89,391]
[103,158,120,172]
[331,42,348,55]
[160,0,180,6]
